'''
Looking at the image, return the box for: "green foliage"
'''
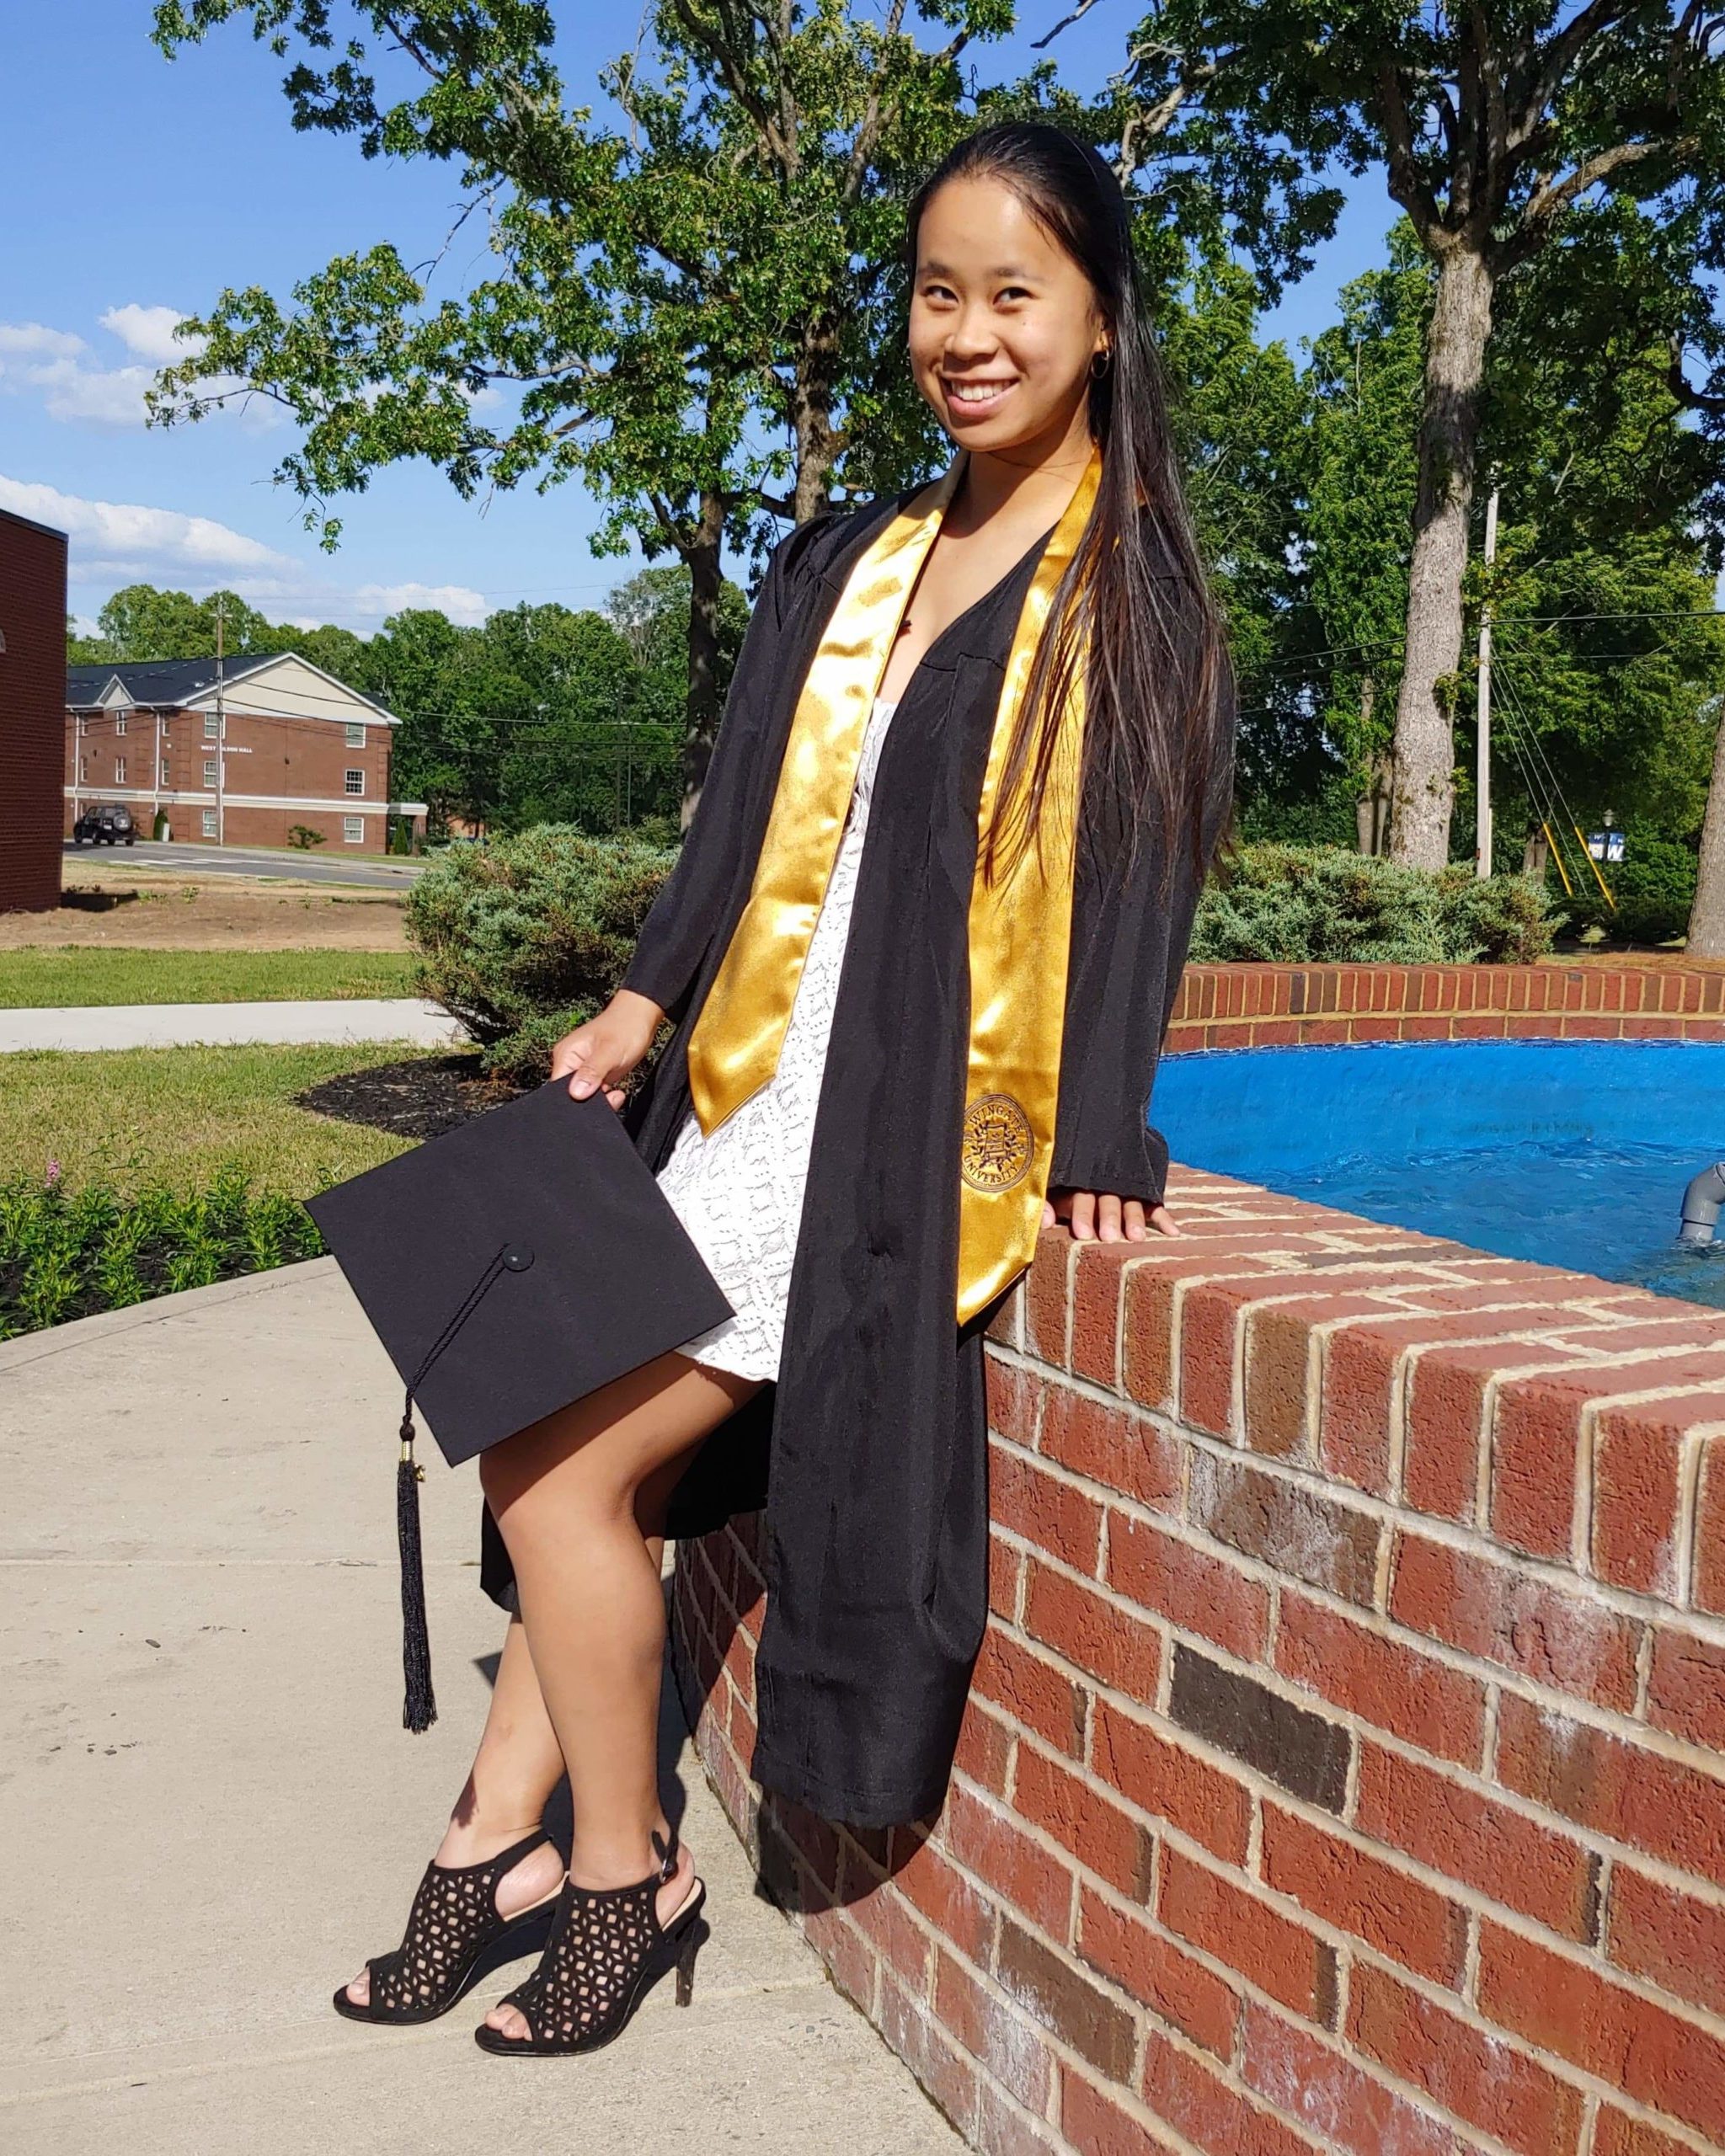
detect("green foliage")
[1189,843,1562,964]
[287,823,328,849]
[70,584,280,664]
[0,1163,323,1340]
[405,825,676,1077]
[1551,833,1698,947]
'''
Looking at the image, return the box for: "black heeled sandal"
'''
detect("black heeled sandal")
[473,1828,707,2057]
[333,1828,564,2025]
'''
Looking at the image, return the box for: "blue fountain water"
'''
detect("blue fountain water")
[1150,1038,1725,1309]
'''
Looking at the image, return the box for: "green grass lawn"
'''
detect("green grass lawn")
[0,947,420,1007]
[0,1042,425,1196]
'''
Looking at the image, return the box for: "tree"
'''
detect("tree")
[74,583,278,661]
[1119,0,1725,866]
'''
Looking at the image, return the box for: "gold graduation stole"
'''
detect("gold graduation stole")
[686,441,1103,1324]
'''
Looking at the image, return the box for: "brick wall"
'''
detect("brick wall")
[0,510,67,913]
[673,1166,1725,2154]
[1169,961,1725,1052]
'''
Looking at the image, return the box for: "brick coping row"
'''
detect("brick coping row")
[1170,959,1725,1053]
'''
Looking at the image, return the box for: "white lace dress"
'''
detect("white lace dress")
[655,693,900,1382]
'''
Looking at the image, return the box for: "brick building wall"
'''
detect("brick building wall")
[671,965,1725,2156]
[0,509,68,912]
[67,696,398,851]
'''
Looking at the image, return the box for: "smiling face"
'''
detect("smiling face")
[909,172,1108,458]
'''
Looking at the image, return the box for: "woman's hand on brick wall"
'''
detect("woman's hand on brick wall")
[1043,1188,1182,1241]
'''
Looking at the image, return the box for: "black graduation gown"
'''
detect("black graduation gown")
[481,483,1236,1828]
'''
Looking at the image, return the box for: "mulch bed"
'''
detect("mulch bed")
[294,1054,526,1140]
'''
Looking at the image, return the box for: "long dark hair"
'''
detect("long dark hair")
[902,122,1231,893]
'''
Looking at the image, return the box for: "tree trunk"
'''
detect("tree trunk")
[1688,716,1725,956]
[1354,680,1392,854]
[680,490,728,830]
[1522,827,1549,880]
[1389,243,1496,870]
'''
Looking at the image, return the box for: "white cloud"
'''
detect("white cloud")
[0,304,255,431]
[0,474,286,574]
[0,322,86,360]
[100,303,203,365]
[7,473,490,632]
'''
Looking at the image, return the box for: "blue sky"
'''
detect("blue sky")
[2,2,1392,635]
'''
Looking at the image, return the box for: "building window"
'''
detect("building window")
[115,712,128,735]
[204,758,218,787]
[344,816,365,845]
[204,712,220,739]
[345,721,366,746]
[201,809,218,837]
[160,758,171,785]
[344,768,365,796]
[115,756,126,784]
[75,713,84,739]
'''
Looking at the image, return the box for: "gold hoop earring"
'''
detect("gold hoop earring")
[1090,347,1112,379]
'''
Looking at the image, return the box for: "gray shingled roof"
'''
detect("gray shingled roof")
[66,654,286,708]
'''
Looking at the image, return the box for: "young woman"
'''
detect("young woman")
[335,119,1235,2058]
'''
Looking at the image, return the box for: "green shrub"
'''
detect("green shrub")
[405,825,677,1080]
[1189,844,1563,965]
[1549,833,1696,946]
[0,1163,324,1340]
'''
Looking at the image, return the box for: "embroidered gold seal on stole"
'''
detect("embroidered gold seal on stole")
[961,1092,1033,1193]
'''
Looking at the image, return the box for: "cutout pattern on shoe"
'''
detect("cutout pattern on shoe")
[478,1830,704,2057]
[337,1829,557,2025]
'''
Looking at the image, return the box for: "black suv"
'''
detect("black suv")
[72,803,138,846]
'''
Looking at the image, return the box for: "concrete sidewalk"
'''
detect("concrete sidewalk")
[0,999,467,1052]
[0,1260,960,2155]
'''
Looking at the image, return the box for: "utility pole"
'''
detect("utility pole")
[214,596,227,847]
[1475,485,1499,880]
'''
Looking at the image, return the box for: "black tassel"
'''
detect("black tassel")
[397,1396,437,1732]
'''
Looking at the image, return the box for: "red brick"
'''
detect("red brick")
[1389,1531,1641,1711]
[847,1875,932,1993]
[1607,1865,1725,2019]
[1240,1999,1454,2156]
[1647,1626,1725,1751]
[1494,1354,1725,1559]
[1478,1919,1725,2142]
[891,1823,995,1965]
[1348,1962,1584,2156]
[1092,1700,1251,1865]
[1179,1281,1252,1436]
[1186,1452,1381,1605]
[1243,1294,1389,1463]
[954,1696,1015,1796]
[1026,1238,1072,1368]
[1071,1243,1136,1388]
[1696,1433,1725,1614]
[1156,1847,1338,2024]
[1016,1744,1154,1900]
[1138,2025,1315,2156]
[991,1538,1024,1623]
[1039,1390,1180,1512]
[937,1948,1056,2111]
[1496,1690,1725,1886]
[991,1440,1105,1572]
[973,1628,1087,1759]
[1260,1803,1467,1987]
[997,1917,1138,2078]
[986,1357,1044,1447]
[1025,1563,1163,1702]
[1105,1511,1270,1661]
[1403,1338,1592,1523]
[975,2082,1060,2156]
[1077,1886,1237,2059]
[1274,1590,1486,1768]
[1590,1395,1717,1595]
[1591,2105,1696,2155]
[945,1782,1074,1939]
[804,1903,879,2013]
[879,1972,980,2138]
[1356,1742,1598,1940]
[1060,2069,1182,2156]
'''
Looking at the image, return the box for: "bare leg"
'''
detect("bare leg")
[344,1615,567,2006]
[478,1348,759,2038]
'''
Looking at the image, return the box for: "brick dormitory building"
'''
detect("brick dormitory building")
[65,653,427,854]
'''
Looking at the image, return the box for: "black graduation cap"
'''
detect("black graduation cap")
[305,1076,734,1732]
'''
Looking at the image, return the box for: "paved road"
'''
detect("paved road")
[64,840,430,891]
[0,1000,467,1052]
[0,1261,962,2155]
